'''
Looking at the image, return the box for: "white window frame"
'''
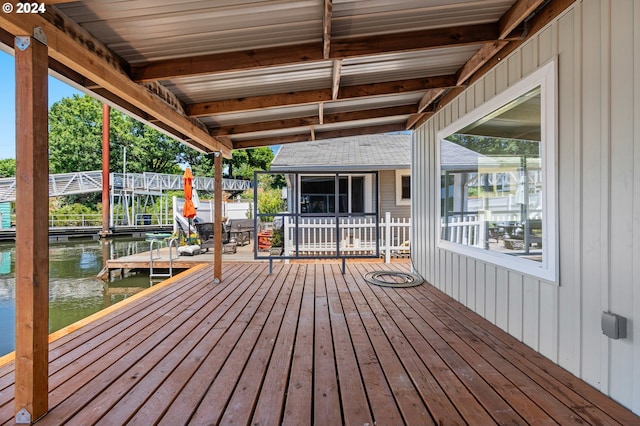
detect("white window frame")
[436,60,558,283]
[395,169,411,206]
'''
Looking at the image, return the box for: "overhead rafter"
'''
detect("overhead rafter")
[331,60,342,100]
[132,43,324,83]
[210,105,416,137]
[410,0,549,124]
[233,123,406,149]
[2,0,574,153]
[323,0,332,59]
[469,0,575,85]
[131,23,500,82]
[455,40,509,85]
[406,112,435,130]
[417,89,446,114]
[0,4,232,157]
[499,0,546,38]
[329,23,500,59]
[405,88,445,129]
[188,74,458,117]
[455,0,545,87]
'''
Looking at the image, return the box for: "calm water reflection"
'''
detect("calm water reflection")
[0,238,154,357]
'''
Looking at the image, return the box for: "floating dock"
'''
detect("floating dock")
[100,241,260,280]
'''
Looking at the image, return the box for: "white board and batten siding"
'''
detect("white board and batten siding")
[412,0,640,414]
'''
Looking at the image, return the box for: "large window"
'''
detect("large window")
[300,174,370,214]
[437,61,557,281]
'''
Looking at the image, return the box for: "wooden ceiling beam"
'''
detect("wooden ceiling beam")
[131,42,324,82]
[0,5,232,157]
[323,0,332,59]
[233,123,406,150]
[499,0,546,38]
[132,23,499,83]
[454,0,545,88]
[211,105,416,136]
[212,117,320,137]
[406,87,443,129]
[188,89,333,117]
[417,88,446,113]
[455,40,509,85]
[188,74,457,117]
[338,75,458,99]
[469,0,576,86]
[409,112,436,130]
[332,59,342,100]
[329,23,498,58]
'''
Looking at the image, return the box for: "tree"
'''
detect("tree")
[48,94,200,175]
[446,134,540,157]
[226,147,274,180]
[190,147,276,182]
[0,158,16,177]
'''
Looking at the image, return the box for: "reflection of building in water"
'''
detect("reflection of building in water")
[0,202,10,229]
[0,251,11,275]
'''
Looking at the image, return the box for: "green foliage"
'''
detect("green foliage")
[270,227,283,247]
[190,147,275,185]
[46,94,281,211]
[226,147,274,179]
[257,188,284,221]
[446,134,540,157]
[0,158,16,177]
[49,203,101,226]
[270,173,287,189]
[48,94,200,175]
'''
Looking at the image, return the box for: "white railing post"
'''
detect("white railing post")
[385,211,391,263]
[284,216,291,257]
[173,195,178,233]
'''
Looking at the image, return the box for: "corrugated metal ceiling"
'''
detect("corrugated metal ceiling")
[34,0,543,151]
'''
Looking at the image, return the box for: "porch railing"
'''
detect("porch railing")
[283,212,410,262]
[440,211,539,247]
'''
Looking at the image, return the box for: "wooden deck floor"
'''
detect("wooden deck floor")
[1,263,638,425]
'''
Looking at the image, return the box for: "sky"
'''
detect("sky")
[0,50,82,159]
[0,49,283,161]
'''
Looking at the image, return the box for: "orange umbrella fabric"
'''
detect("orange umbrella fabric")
[182,167,197,219]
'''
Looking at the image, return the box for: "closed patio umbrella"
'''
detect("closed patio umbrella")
[183,167,197,241]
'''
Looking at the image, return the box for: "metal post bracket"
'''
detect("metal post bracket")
[15,36,31,51]
[16,408,31,424]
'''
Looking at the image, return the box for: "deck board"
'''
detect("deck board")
[1,262,639,425]
[338,264,424,425]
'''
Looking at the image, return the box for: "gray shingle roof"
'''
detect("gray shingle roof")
[440,139,488,171]
[270,134,411,172]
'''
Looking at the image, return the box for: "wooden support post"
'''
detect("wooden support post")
[14,31,49,423]
[213,152,223,282]
[101,104,111,237]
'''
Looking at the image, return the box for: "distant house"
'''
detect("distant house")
[270,134,411,219]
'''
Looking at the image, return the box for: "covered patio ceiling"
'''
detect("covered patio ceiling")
[0,0,574,158]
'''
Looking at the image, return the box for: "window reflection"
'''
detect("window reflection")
[440,86,544,261]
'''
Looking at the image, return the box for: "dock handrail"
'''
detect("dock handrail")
[149,237,179,280]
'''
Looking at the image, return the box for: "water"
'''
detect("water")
[0,237,154,357]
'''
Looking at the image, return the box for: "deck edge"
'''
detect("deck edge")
[0,264,209,368]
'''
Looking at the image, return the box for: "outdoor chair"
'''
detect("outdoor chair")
[194,221,233,253]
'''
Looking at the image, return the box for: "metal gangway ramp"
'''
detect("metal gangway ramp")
[0,170,252,202]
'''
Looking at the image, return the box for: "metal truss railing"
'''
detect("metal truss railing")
[0,170,252,202]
